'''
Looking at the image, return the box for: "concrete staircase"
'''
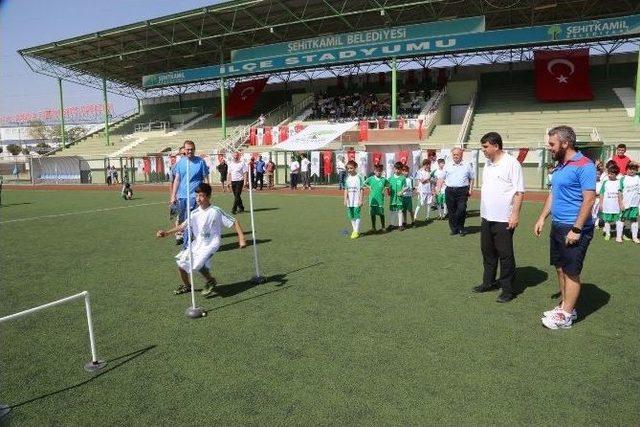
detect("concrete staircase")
[427,124,462,146]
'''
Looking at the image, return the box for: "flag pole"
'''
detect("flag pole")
[185,156,205,319]
[247,163,264,284]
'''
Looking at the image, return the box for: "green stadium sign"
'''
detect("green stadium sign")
[142,14,640,88]
[231,16,486,62]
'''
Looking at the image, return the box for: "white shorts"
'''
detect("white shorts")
[175,238,220,272]
[418,192,432,205]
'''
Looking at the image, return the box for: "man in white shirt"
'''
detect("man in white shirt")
[438,147,475,236]
[289,155,300,190]
[226,151,248,214]
[300,153,311,190]
[473,132,525,303]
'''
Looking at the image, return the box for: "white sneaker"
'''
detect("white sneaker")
[615,237,623,243]
[542,306,577,320]
[541,311,573,330]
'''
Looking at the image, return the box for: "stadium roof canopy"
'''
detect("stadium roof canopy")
[18,0,640,97]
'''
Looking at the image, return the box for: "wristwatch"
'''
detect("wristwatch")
[571,226,582,234]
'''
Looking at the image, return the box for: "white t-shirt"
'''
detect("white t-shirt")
[228,160,248,182]
[621,175,640,209]
[433,169,447,194]
[290,161,300,173]
[416,169,432,194]
[480,153,525,222]
[176,205,235,271]
[600,179,621,214]
[345,174,364,207]
[300,158,310,173]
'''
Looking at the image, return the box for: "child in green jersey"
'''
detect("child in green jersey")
[364,163,388,233]
[387,161,408,231]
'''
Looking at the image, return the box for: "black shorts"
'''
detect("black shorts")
[549,222,593,277]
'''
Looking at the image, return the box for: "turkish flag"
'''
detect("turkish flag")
[263,127,272,145]
[249,127,257,146]
[223,78,268,118]
[322,151,333,176]
[359,121,368,142]
[396,150,409,165]
[372,152,383,166]
[535,49,593,102]
[279,126,289,142]
[347,149,356,161]
[517,148,529,164]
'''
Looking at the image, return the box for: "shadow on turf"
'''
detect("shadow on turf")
[6,345,156,412]
[0,202,32,207]
[218,238,271,252]
[513,266,548,295]
[203,262,324,312]
[575,283,610,322]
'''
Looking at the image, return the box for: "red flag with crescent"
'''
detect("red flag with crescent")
[535,49,592,102]
[322,151,333,176]
[249,127,257,145]
[279,125,289,142]
[347,149,356,161]
[223,78,268,118]
[359,121,368,142]
[263,126,272,145]
[517,148,529,164]
[372,152,383,166]
[396,151,409,165]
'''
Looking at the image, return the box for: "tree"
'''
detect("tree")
[34,142,51,155]
[6,144,21,156]
[67,126,87,142]
[28,120,49,141]
[22,147,30,155]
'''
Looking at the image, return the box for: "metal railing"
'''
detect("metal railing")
[420,88,447,138]
[457,91,477,147]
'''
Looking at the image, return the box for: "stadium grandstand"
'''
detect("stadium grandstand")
[7,0,640,185]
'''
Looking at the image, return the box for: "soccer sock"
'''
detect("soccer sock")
[370,215,377,229]
[632,222,638,240]
[380,215,385,228]
[616,221,624,240]
[414,205,421,220]
[351,220,356,232]
[354,219,360,233]
[603,222,610,236]
[425,204,431,220]
[397,211,403,227]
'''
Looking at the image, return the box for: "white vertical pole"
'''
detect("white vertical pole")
[83,292,99,363]
[186,157,196,309]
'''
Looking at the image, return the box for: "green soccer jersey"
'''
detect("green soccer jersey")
[388,174,407,207]
[364,175,388,206]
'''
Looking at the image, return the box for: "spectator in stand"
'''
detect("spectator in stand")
[266,158,276,190]
[112,166,119,184]
[216,156,228,192]
[300,153,311,190]
[255,155,266,190]
[289,155,300,190]
[258,114,265,127]
[106,166,113,185]
[336,155,347,190]
[227,151,248,214]
[611,143,631,175]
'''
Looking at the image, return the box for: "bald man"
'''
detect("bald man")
[438,147,475,236]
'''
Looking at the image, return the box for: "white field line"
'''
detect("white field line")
[0,202,164,225]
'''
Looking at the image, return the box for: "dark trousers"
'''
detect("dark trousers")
[445,186,469,233]
[338,170,347,189]
[256,172,264,190]
[481,218,516,294]
[290,173,299,189]
[231,180,244,213]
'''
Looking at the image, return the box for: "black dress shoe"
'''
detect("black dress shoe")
[496,292,514,303]
[459,229,467,236]
[472,284,499,293]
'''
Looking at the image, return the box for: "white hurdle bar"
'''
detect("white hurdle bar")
[0,291,106,372]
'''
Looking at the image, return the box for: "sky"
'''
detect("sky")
[0,0,220,119]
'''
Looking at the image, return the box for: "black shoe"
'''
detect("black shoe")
[231,210,237,215]
[175,238,184,246]
[472,284,499,293]
[496,292,514,303]
[399,226,406,231]
[459,229,467,237]
[449,230,458,236]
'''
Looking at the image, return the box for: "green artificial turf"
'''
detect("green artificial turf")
[1,188,638,425]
